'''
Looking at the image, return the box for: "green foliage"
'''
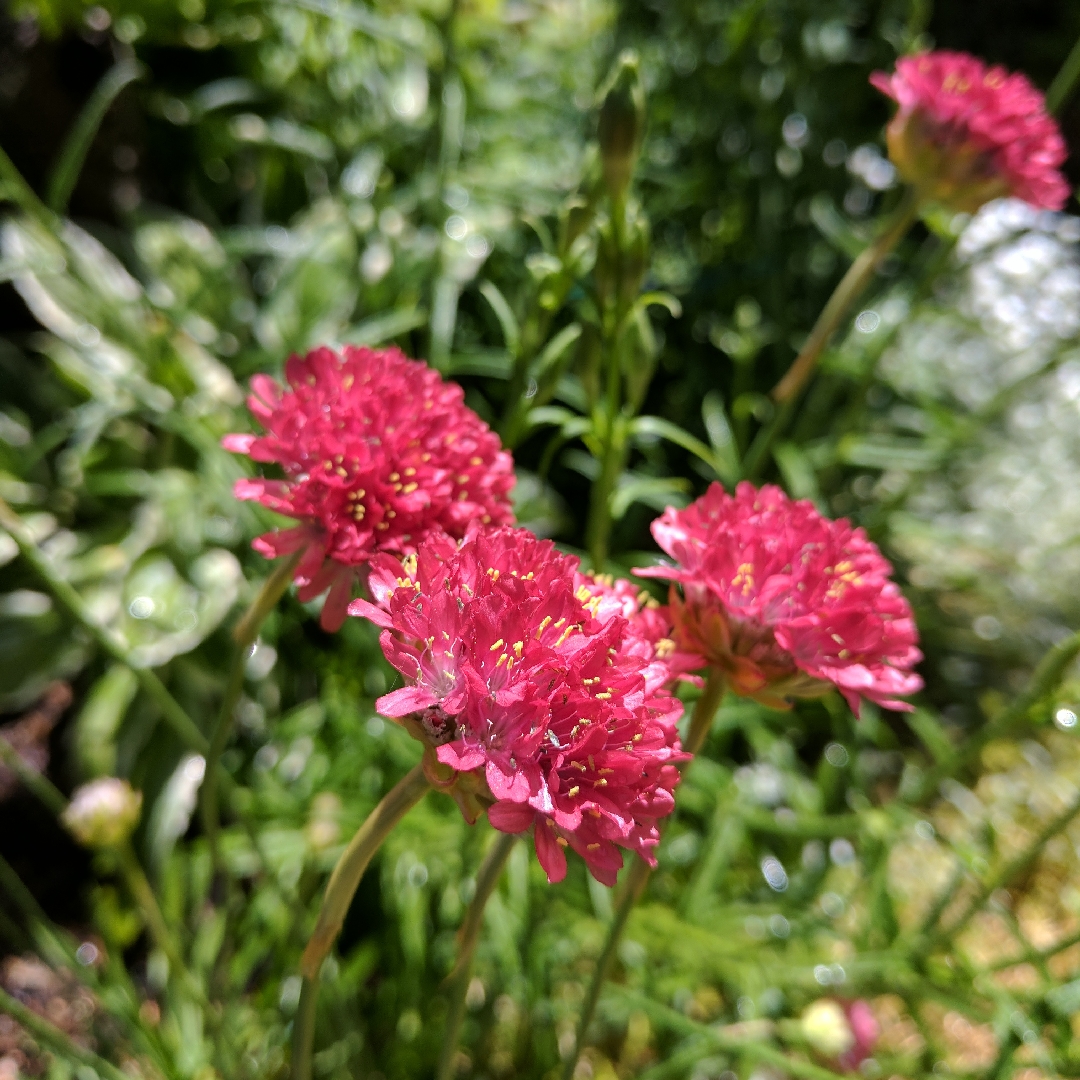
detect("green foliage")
[1,0,1080,1079]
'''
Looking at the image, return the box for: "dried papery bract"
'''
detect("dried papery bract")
[635,482,923,714]
[871,50,1069,213]
[223,345,515,630]
[349,524,689,885]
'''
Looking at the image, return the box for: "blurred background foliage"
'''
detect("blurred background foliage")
[2,0,1080,1078]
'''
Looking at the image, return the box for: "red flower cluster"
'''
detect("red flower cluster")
[871,50,1069,212]
[350,525,687,885]
[636,483,922,714]
[223,346,515,630]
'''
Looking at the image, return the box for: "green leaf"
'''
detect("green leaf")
[445,350,513,378]
[46,60,143,214]
[530,322,582,380]
[773,441,822,504]
[700,391,740,485]
[524,406,579,430]
[809,192,866,259]
[632,291,682,319]
[73,664,139,778]
[630,415,722,478]
[906,709,956,766]
[610,472,691,520]
[836,435,941,471]
[479,280,521,357]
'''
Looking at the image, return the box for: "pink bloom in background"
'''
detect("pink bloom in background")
[871,50,1069,212]
[839,1000,881,1071]
[223,345,515,630]
[350,524,687,885]
[635,482,922,714]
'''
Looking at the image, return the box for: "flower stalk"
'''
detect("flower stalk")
[291,765,430,1077]
[201,550,302,867]
[436,830,518,1080]
[769,188,920,407]
[300,764,430,976]
[560,670,725,1080]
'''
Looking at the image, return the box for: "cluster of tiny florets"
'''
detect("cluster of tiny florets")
[350,525,687,885]
[636,482,923,714]
[223,345,514,629]
[871,50,1069,211]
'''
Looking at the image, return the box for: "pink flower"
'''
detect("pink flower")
[801,998,880,1071]
[839,1000,880,1072]
[349,525,688,885]
[871,51,1069,212]
[635,483,922,715]
[223,345,515,630]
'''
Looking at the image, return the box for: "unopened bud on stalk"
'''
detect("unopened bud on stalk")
[63,778,142,850]
[619,203,650,305]
[801,999,855,1057]
[597,49,645,203]
[594,203,650,311]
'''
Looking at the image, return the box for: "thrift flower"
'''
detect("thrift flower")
[801,998,880,1072]
[871,51,1069,212]
[63,778,142,849]
[349,524,687,885]
[224,345,515,630]
[635,482,922,714]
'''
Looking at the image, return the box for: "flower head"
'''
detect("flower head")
[224,345,515,630]
[63,778,142,849]
[635,482,922,714]
[801,999,879,1071]
[349,525,687,885]
[871,51,1069,212]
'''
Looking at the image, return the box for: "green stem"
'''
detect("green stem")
[584,420,625,571]
[562,671,724,1079]
[907,629,1080,804]
[300,764,430,977]
[561,856,650,1080]
[1047,31,1080,114]
[929,784,1080,950]
[0,984,130,1080]
[610,986,849,1080]
[118,845,208,1008]
[292,765,430,1079]
[201,551,301,867]
[0,735,199,1004]
[684,669,725,756]
[290,976,318,1080]
[0,498,209,756]
[771,188,919,405]
[744,188,920,479]
[437,830,518,1080]
[0,733,67,817]
[0,142,55,228]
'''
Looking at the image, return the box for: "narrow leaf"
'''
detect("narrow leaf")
[47,60,143,214]
[479,280,521,357]
[610,473,691,520]
[530,322,582,379]
[701,391,740,485]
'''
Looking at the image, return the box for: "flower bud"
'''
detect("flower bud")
[63,778,142,850]
[597,50,645,203]
[801,999,855,1058]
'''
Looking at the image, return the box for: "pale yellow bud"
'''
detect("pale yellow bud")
[801,999,855,1058]
[62,778,142,849]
